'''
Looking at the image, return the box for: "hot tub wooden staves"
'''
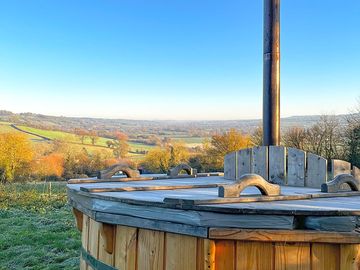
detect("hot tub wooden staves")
[68,151,360,270]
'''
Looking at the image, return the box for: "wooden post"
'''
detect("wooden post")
[263,0,280,146]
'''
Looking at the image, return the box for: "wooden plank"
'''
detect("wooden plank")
[88,219,100,270]
[214,240,235,270]
[236,241,274,270]
[287,148,306,187]
[274,243,311,270]
[165,233,197,270]
[304,216,360,232]
[305,153,327,188]
[196,239,215,270]
[269,146,286,185]
[332,159,351,177]
[80,214,90,270]
[81,183,220,193]
[164,193,312,205]
[96,212,208,238]
[224,152,237,180]
[237,148,252,179]
[137,229,164,270]
[252,146,269,180]
[98,223,115,266]
[311,243,340,270]
[340,244,360,270]
[114,226,137,270]
[209,228,360,244]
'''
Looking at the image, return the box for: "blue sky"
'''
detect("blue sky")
[0,1,359,120]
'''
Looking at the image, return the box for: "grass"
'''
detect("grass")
[0,182,81,270]
[17,125,155,154]
[0,123,40,140]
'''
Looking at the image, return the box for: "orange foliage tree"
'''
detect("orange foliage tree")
[202,128,252,171]
[31,153,64,179]
[0,133,33,182]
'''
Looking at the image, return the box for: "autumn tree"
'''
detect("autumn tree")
[142,147,170,173]
[111,131,130,159]
[31,153,64,179]
[88,130,98,145]
[74,128,88,144]
[204,129,251,171]
[0,133,33,182]
[142,142,189,173]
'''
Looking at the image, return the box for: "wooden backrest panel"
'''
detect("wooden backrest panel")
[224,147,358,189]
[287,148,306,187]
[269,146,286,185]
[224,152,237,180]
[353,166,360,181]
[236,148,252,179]
[251,146,269,180]
[304,153,327,188]
[332,159,351,177]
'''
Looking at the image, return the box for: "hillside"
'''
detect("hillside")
[0,110,352,138]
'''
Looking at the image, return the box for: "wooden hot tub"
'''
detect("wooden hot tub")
[68,157,360,270]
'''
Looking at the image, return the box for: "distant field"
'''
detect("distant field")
[0,123,206,160]
[171,136,207,147]
[0,123,40,140]
[17,125,155,154]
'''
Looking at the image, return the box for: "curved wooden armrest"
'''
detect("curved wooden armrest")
[168,163,197,177]
[321,174,360,193]
[218,174,281,198]
[97,164,140,179]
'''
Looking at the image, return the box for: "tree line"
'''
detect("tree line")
[1,100,359,182]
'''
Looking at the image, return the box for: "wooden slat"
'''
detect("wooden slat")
[88,219,100,270]
[224,152,237,180]
[274,243,311,270]
[305,153,327,188]
[165,233,197,270]
[165,193,312,205]
[304,216,359,232]
[311,243,339,270]
[214,240,235,270]
[252,146,269,180]
[81,183,220,193]
[236,241,274,270]
[269,146,286,185]
[98,223,115,266]
[196,239,215,270]
[137,229,164,270]
[237,148,252,179]
[340,244,360,269]
[287,148,306,187]
[209,228,360,244]
[80,214,90,270]
[114,226,137,270]
[332,159,352,177]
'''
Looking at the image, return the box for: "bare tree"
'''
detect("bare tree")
[306,115,343,160]
[282,127,307,150]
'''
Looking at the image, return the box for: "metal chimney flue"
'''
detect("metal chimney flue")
[263,0,280,146]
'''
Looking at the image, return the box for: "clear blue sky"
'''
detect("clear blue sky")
[0,1,359,120]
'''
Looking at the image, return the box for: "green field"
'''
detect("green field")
[0,182,80,270]
[0,123,206,160]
